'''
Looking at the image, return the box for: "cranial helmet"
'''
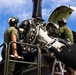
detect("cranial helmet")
[8,17,19,25]
[36,17,44,21]
[58,18,67,24]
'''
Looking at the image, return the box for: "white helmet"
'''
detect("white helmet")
[8,17,19,25]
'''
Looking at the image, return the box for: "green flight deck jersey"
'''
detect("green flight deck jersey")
[4,27,18,43]
[2,27,18,59]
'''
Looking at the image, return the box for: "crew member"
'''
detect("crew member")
[52,18,74,45]
[1,16,19,75]
[49,18,74,75]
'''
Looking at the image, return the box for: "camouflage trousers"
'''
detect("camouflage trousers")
[8,62,15,75]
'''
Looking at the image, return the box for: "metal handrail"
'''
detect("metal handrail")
[0,42,7,75]
[0,43,6,47]
[5,41,41,75]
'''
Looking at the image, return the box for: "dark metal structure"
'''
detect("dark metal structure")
[0,0,76,75]
[32,0,42,18]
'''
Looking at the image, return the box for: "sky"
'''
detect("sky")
[0,0,76,61]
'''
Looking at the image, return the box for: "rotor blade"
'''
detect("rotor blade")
[48,6,74,25]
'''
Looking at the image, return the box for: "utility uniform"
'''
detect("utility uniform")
[54,25,74,45]
[2,27,18,75]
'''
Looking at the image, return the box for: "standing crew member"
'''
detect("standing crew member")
[1,16,19,75]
